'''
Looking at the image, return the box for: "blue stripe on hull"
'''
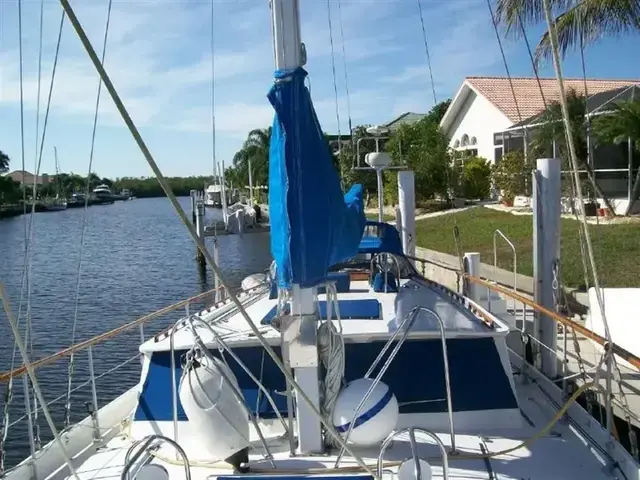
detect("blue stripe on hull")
[134,337,516,422]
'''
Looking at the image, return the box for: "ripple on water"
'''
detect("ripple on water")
[0,197,272,468]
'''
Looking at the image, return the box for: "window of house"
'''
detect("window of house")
[470,136,477,146]
[494,147,503,164]
[461,134,469,147]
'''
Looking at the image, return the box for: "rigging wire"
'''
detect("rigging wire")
[0,285,81,480]
[540,0,612,341]
[336,0,354,157]
[210,0,217,181]
[416,0,437,105]
[486,0,522,125]
[64,0,114,429]
[517,12,547,111]
[326,0,344,187]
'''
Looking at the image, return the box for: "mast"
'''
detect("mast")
[270,0,323,455]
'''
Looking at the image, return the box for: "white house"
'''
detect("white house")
[439,76,639,165]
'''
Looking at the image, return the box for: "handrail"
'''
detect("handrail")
[464,274,640,370]
[0,287,223,382]
[406,253,640,371]
[121,435,191,480]
[335,305,455,468]
[378,427,449,480]
[493,229,518,314]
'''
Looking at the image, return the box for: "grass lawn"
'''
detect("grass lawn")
[415,207,640,288]
[366,214,395,222]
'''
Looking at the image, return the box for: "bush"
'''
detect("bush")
[491,151,532,203]
[461,156,491,199]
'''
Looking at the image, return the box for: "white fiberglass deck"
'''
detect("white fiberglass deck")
[142,278,501,354]
[62,378,619,480]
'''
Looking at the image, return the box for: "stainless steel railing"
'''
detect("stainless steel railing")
[334,305,455,468]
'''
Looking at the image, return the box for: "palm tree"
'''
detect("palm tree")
[594,99,640,214]
[530,89,617,213]
[0,150,9,174]
[495,0,640,64]
[231,127,271,190]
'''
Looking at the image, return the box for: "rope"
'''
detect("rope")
[65,0,113,430]
[0,284,81,480]
[317,282,345,446]
[336,0,354,155]
[415,0,437,105]
[325,0,344,187]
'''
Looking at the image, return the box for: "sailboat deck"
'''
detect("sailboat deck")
[63,379,618,480]
[142,278,503,354]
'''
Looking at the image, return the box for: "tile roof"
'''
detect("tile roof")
[466,77,640,123]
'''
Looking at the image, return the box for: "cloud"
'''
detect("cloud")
[0,0,515,176]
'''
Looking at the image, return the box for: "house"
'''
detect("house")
[6,170,50,186]
[439,76,639,165]
[384,112,427,132]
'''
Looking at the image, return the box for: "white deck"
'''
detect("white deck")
[60,378,620,480]
[142,279,506,354]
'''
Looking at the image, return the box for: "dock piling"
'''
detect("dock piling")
[532,158,561,379]
[195,191,206,267]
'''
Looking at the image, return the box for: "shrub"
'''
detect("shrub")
[461,156,491,199]
[491,151,532,203]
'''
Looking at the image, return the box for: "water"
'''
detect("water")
[0,197,272,469]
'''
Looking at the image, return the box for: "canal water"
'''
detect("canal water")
[0,197,272,469]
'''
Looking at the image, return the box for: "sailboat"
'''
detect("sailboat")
[2,1,639,480]
[42,147,68,212]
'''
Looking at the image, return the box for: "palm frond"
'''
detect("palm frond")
[494,0,573,36]
[593,100,640,147]
[534,0,640,63]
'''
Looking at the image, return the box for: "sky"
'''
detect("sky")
[0,0,639,179]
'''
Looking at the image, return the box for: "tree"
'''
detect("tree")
[0,150,9,174]
[228,127,271,192]
[593,99,640,214]
[0,176,21,204]
[529,89,617,213]
[491,150,533,204]
[495,0,640,64]
[427,99,452,124]
[387,117,451,201]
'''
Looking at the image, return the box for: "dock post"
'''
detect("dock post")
[532,158,561,379]
[195,192,206,267]
[398,171,416,260]
[213,237,220,302]
[190,190,196,225]
[463,252,481,302]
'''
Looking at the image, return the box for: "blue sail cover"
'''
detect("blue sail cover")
[268,67,365,289]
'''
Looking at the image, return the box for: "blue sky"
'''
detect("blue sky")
[0,0,639,179]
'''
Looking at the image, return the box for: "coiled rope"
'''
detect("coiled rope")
[317,282,345,446]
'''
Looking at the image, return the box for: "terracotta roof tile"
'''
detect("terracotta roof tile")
[466,76,640,123]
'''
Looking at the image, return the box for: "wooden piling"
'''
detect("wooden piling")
[195,191,206,267]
